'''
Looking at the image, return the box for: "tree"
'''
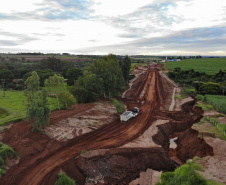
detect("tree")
[73,74,103,103]
[119,55,131,84]
[59,91,77,109]
[45,74,66,110]
[27,90,50,131]
[24,72,50,131]
[66,68,83,86]
[88,54,124,98]
[199,82,221,95]
[0,69,14,97]
[24,71,40,105]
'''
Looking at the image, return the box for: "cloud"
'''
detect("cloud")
[98,1,183,40]
[0,0,95,21]
[75,26,226,55]
[0,30,38,46]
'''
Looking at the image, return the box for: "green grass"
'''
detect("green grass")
[196,104,209,111]
[0,90,59,125]
[0,109,8,119]
[166,58,226,75]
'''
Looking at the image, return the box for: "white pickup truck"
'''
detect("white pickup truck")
[120,107,139,122]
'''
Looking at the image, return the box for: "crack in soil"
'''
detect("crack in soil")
[0,65,214,185]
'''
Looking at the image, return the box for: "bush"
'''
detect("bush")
[112,99,125,114]
[55,172,75,185]
[182,88,197,96]
[199,82,221,95]
[157,159,207,185]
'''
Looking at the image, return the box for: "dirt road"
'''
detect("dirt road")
[1,64,214,185]
[1,67,161,185]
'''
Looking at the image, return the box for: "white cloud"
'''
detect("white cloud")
[0,0,40,13]
[0,0,226,55]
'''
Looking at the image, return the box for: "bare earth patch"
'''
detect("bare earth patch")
[174,96,193,111]
[129,169,162,185]
[196,137,226,184]
[45,102,118,141]
[121,120,168,148]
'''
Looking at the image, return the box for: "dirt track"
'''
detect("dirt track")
[1,65,213,185]
[1,66,160,185]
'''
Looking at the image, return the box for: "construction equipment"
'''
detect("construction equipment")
[120,107,139,122]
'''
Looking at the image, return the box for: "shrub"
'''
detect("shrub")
[199,82,221,95]
[157,159,207,185]
[55,172,75,185]
[112,99,125,114]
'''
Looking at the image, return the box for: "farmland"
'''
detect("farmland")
[203,95,226,114]
[0,90,59,125]
[166,58,226,75]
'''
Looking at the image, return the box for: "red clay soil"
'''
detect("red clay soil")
[77,148,175,184]
[0,65,213,185]
[2,103,95,156]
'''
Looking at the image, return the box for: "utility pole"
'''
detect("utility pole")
[1,79,5,97]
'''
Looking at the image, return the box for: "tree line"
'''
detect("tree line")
[168,67,226,95]
[11,54,131,131]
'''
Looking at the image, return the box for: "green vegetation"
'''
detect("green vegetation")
[66,68,83,86]
[167,67,225,96]
[166,58,226,75]
[73,54,129,103]
[196,104,209,111]
[119,55,131,84]
[0,109,8,119]
[55,172,75,185]
[157,157,224,185]
[130,63,139,72]
[197,95,226,113]
[206,117,226,140]
[204,95,226,113]
[157,158,207,185]
[45,74,66,110]
[112,99,125,114]
[0,90,58,125]
[0,143,17,179]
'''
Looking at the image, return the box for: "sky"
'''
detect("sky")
[0,0,226,55]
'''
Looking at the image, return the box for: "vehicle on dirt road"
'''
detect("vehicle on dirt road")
[120,107,139,122]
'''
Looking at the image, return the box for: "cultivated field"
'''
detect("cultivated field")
[166,58,226,74]
[204,95,226,114]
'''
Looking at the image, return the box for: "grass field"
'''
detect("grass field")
[0,90,59,125]
[166,58,226,75]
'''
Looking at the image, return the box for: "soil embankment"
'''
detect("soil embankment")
[0,65,213,185]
